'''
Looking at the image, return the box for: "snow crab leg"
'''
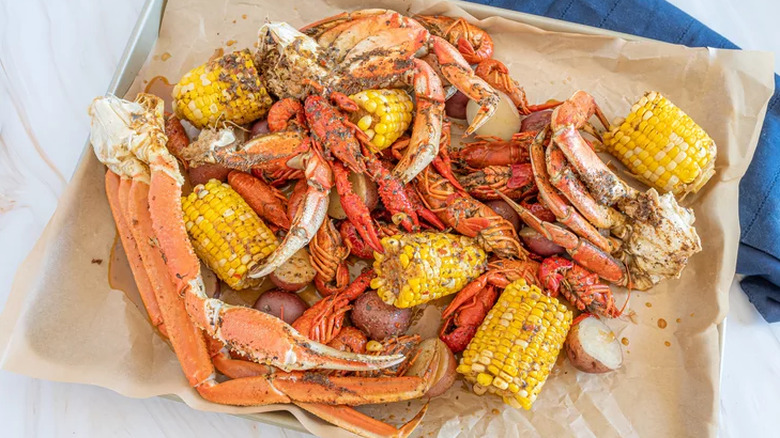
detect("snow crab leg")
[494,190,630,287]
[90,94,402,372]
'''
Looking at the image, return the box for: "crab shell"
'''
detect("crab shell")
[256,22,333,99]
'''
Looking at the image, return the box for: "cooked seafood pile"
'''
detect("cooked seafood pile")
[88,8,714,438]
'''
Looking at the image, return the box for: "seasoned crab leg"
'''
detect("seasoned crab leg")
[429,35,498,135]
[125,188,438,406]
[528,129,617,253]
[494,190,629,286]
[550,90,626,205]
[249,147,335,278]
[550,90,703,290]
[90,94,402,372]
[545,143,626,231]
[208,338,429,438]
[104,171,167,337]
[393,58,445,184]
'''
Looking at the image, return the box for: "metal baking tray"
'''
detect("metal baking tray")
[102,0,728,433]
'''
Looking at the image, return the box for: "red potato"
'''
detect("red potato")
[189,164,231,186]
[250,119,270,137]
[445,91,470,119]
[351,291,412,341]
[200,263,220,298]
[328,171,379,220]
[269,248,317,292]
[253,289,309,325]
[405,338,457,398]
[485,200,521,231]
[565,315,623,373]
[519,227,565,256]
[520,110,552,133]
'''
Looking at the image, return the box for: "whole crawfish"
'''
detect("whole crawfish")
[309,218,351,296]
[539,256,622,318]
[455,133,533,169]
[292,270,374,345]
[458,163,535,201]
[415,165,527,259]
[415,15,494,64]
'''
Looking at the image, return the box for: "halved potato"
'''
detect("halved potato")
[405,338,457,398]
[466,92,521,140]
[565,315,623,373]
[269,248,316,292]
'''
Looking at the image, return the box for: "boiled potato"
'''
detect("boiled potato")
[485,200,521,231]
[351,291,412,341]
[405,338,457,398]
[565,315,623,373]
[269,248,316,292]
[520,110,553,133]
[253,289,309,325]
[466,91,521,140]
[518,227,565,256]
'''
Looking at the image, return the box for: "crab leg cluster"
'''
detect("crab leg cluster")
[90,95,444,437]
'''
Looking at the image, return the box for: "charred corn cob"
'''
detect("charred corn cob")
[371,232,487,308]
[172,50,273,129]
[182,179,278,289]
[350,89,413,152]
[603,91,716,196]
[457,279,572,410]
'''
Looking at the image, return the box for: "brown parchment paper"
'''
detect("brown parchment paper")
[0,0,774,437]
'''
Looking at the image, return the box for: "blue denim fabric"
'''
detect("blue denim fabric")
[468,0,780,321]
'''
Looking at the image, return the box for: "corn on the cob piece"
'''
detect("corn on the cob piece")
[602,91,716,196]
[172,50,273,129]
[370,232,487,308]
[457,279,572,410]
[182,179,278,289]
[350,89,413,152]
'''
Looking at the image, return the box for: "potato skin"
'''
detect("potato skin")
[486,200,521,231]
[189,164,231,186]
[253,289,309,325]
[351,291,412,341]
[519,227,565,256]
[520,110,552,133]
[564,318,623,374]
[445,91,469,119]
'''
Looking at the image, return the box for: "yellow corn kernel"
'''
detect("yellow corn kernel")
[349,89,413,152]
[603,91,716,196]
[458,279,572,410]
[372,232,487,308]
[181,180,277,289]
[172,50,272,128]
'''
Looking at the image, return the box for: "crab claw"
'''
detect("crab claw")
[250,148,331,278]
[332,160,385,253]
[429,35,499,136]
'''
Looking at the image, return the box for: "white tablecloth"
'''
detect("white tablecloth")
[1,0,778,436]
